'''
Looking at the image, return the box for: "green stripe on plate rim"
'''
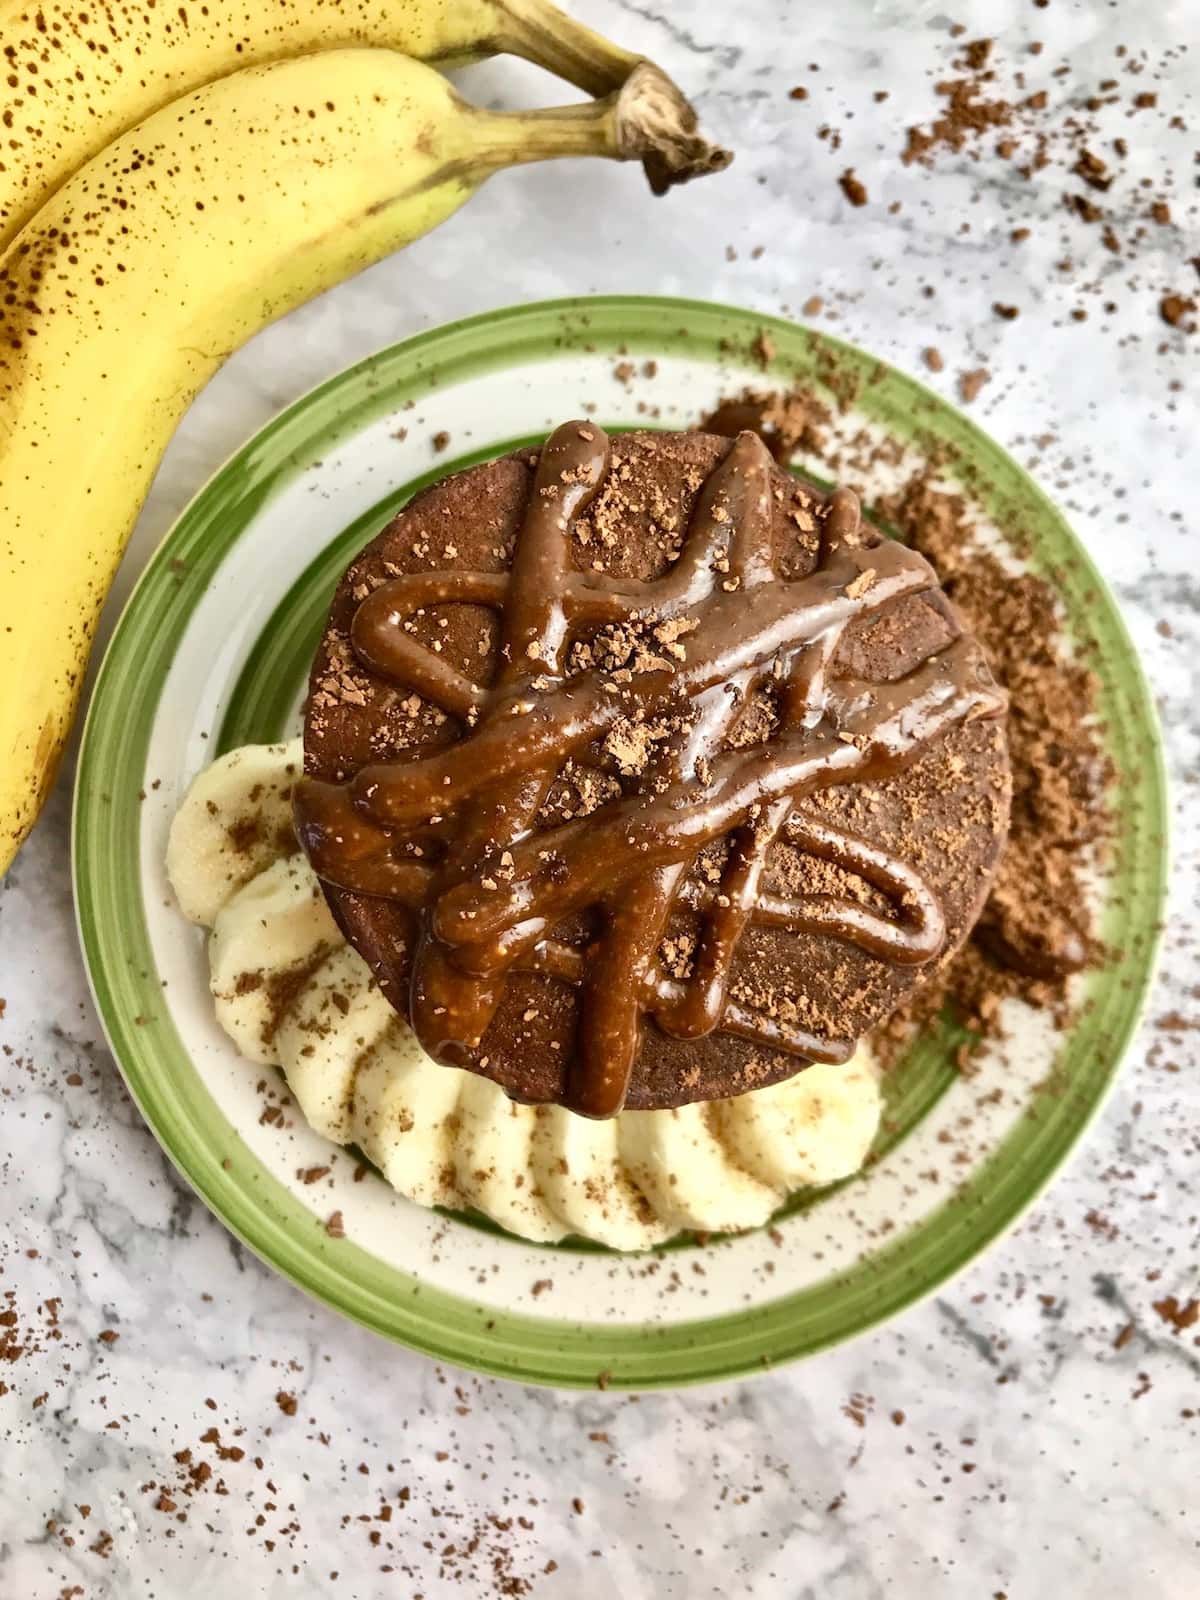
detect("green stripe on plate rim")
[73,296,1167,1389]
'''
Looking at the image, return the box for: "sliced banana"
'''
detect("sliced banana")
[350,1019,464,1209]
[618,1103,783,1234]
[711,1052,881,1192]
[167,739,303,926]
[530,1105,673,1252]
[275,944,394,1143]
[451,1076,569,1244]
[177,740,886,1249]
[208,855,339,1065]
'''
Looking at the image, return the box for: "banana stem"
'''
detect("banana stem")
[493,0,644,96]
[467,61,732,193]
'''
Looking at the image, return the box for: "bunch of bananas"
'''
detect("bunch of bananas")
[0,0,729,874]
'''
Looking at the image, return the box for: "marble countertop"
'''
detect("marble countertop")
[2,1,1197,1594]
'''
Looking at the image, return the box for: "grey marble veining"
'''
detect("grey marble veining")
[1,1,1197,1595]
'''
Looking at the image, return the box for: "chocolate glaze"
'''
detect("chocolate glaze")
[296,423,1007,1117]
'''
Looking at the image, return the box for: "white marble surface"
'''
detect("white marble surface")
[2,1,1197,1594]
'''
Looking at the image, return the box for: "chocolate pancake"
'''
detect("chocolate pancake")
[297,426,1010,1114]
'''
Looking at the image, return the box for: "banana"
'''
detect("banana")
[274,943,394,1142]
[168,743,883,1249]
[530,1104,674,1251]
[0,49,728,875]
[166,737,303,926]
[710,1056,883,1191]
[618,1104,783,1234]
[0,0,649,252]
[451,1075,568,1242]
[348,1017,463,1208]
[209,854,340,1064]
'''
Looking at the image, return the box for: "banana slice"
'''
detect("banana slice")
[350,1019,464,1209]
[208,855,339,1065]
[275,944,394,1143]
[167,739,302,926]
[618,1103,783,1234]
[711,1053,881,1192]
[452,1076,569,1244]
[530,1105,673,1252]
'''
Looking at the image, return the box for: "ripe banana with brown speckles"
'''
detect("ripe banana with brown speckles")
[0,0,654,251]
[0,49,729,873]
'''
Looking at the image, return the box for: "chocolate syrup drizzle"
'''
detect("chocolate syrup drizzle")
[295,424,1006,1117]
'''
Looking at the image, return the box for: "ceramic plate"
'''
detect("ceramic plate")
[73,296,1166,1389]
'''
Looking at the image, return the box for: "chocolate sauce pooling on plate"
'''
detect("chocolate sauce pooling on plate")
[295,424,1006,1117]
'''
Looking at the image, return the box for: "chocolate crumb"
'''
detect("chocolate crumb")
[1152,1296,1199,1334]
[838,169,869,207]
[1160,294,1196,332]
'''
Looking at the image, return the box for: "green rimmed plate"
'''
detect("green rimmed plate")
[72,296,1166,1389]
